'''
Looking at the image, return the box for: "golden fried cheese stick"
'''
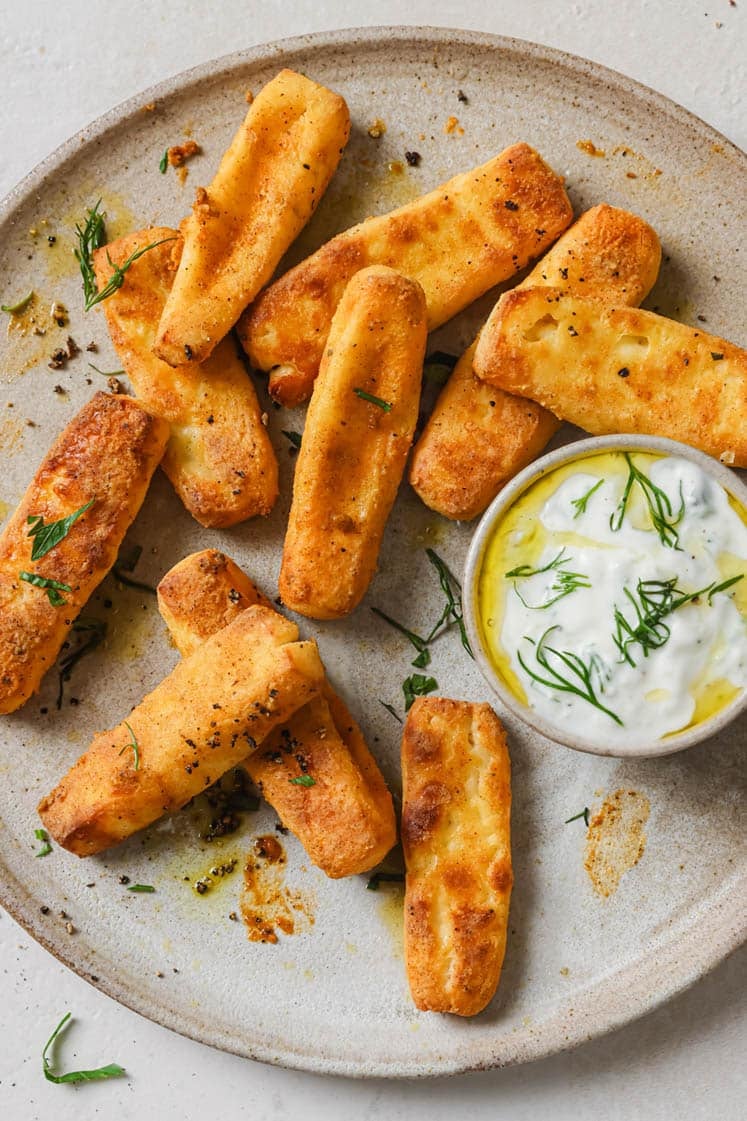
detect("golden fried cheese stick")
[402,698,512,1016]
[154,69,351,367]
[94,231,278,527]
[38,606,325,856]
[238,142,573,406]
[474,289,747,466]
[279,266,427,619]
[156,548,273,652]
[157,549,396,877]
[409,205,661,519]
[0,393,168,715]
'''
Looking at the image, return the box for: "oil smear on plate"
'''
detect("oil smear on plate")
[584,789,651,898]
[241,834,315,943]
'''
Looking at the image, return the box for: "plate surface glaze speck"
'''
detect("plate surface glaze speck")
[0,27,745,1078]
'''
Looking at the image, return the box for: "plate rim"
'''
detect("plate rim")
[1,24,745,1078]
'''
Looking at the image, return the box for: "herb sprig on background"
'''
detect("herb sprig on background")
[371,607,431,668]
[372,548,473,714]
[75,200,174,310]
[565,808,590,826]
[1,290,34,315]
[42,1012,125,1084]
[402,673,438,710]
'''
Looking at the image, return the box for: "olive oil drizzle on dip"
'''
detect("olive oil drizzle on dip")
[478,452,747,747]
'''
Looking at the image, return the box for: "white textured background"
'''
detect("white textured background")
[2,2,745,1118]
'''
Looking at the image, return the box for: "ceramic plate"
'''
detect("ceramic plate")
[0,27,744,1077]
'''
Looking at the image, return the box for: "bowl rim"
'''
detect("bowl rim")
[463,433,747,759]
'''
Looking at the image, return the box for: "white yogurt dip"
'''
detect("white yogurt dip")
[478,452,747,747]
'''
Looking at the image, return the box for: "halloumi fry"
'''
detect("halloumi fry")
[94,230,278,527]
[402,698,512,1016]
[38,606,324,856]
[0,392,168,715]
[474,288,747,466]
[157,548,273,655]
[239,142,573,406]
[409,205,661,519]
[279,266,427,618]
[154,69,351,367]
[157,549,396,877]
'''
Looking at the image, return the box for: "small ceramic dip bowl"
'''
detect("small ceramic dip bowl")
[463,434,747,758]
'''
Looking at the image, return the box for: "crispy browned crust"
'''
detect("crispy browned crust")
[156,549,396,876]
[157,549,273,655]
[409,205,661,520]
[254,692,396,877]
[279,266,427,618]
[402,698,512,1016]
[94,230,278,527]
[474,288,747,465]
[238,142,572,406]
[38,606,325,856]
[0,393,168,714]
[408,340,561,521]
[153,69,351,367]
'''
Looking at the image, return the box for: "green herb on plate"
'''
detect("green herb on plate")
[42,1012,125,1084]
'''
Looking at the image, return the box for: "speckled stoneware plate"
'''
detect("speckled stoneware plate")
[0,27,745,1078]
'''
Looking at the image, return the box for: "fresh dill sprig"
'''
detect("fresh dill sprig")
[425,548,472,657]
[118,721,140,771]
[74,200,107,309]
[42,1012,125,1084]
[506,547,591,610]
[371,606,431,667]
[571,478,603,518]
[159,148,169,174]
[518,626,622,725]
[612,574,744,667]
[75,200,174,310]
[90,240,175,311]
[56,617,107,709]
[610,453,685,549]
[127,883,155,893]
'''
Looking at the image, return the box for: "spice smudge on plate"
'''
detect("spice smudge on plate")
[478,452,747,747]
